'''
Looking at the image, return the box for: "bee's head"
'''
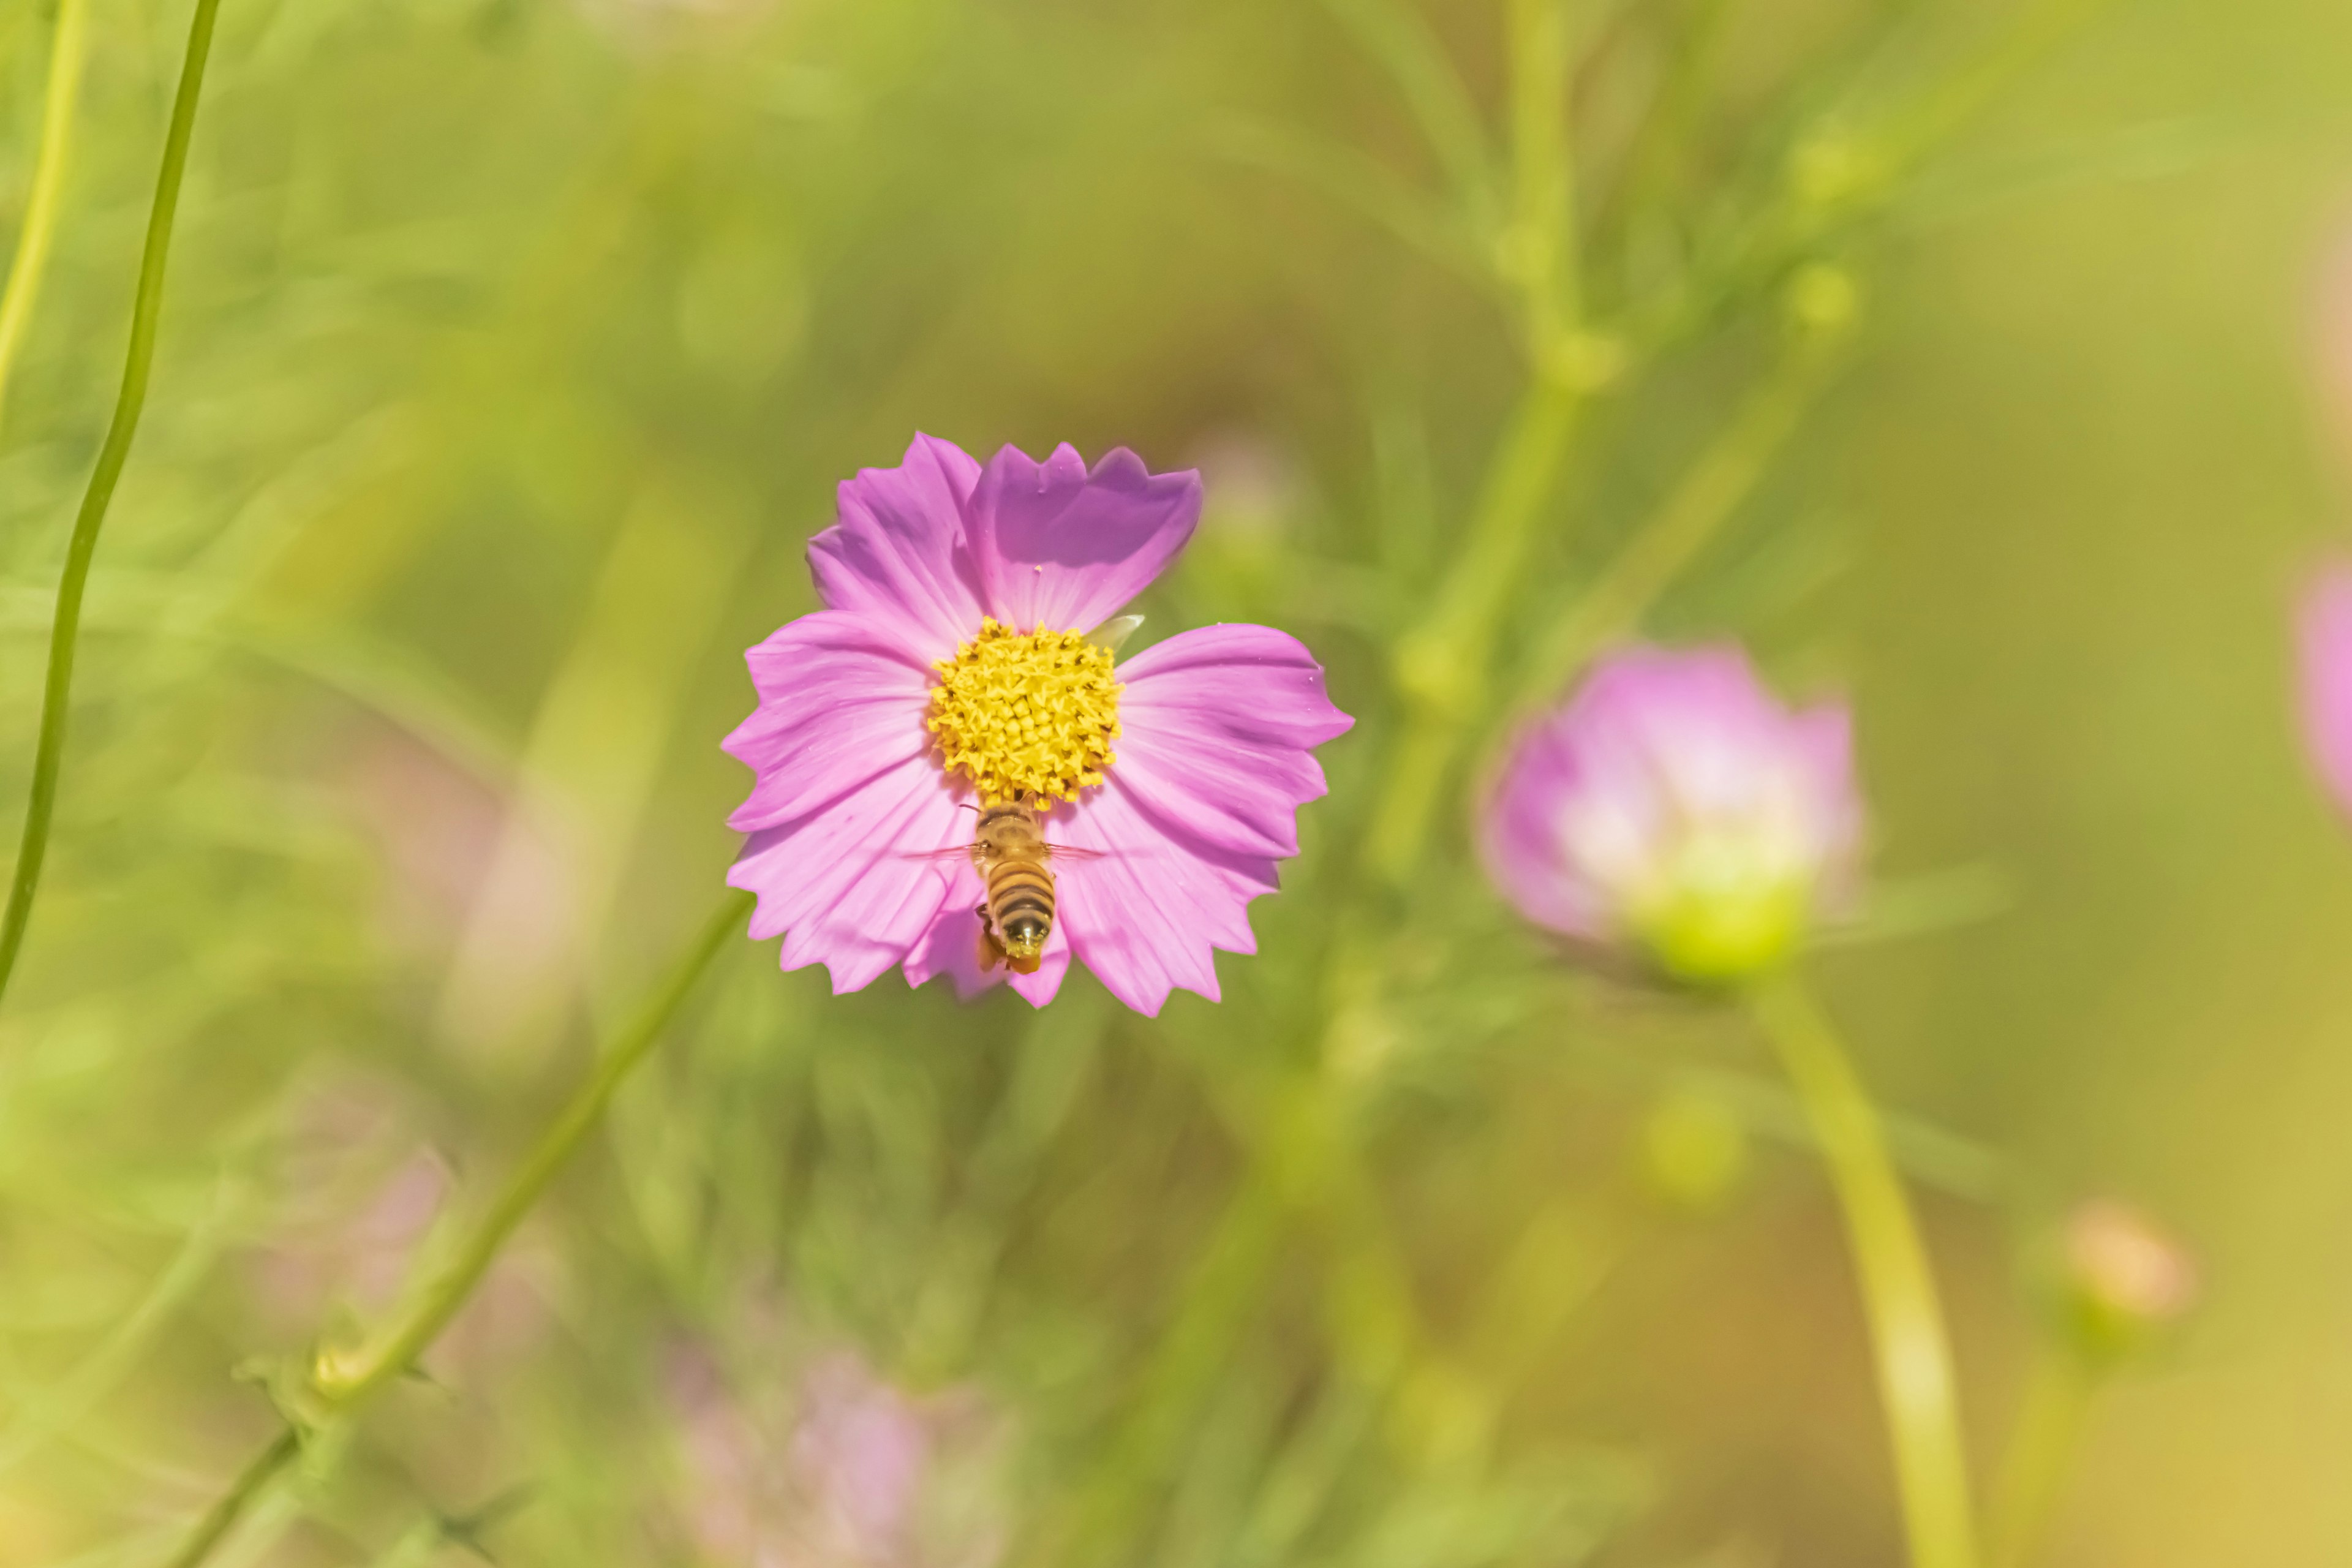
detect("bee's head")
[1000,915,1047,959]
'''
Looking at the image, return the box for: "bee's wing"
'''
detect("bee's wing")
[1040,843,1112,861]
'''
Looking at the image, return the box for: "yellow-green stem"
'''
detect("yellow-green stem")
[0,0,221,1014]
[1749,973,1979,1568]
[159,1428,303,1568]
[162,890,751,1566]
[1986,1349,2098,1568]
[1370,377,1582,888]
[315,888,750,1403]
[1504,0,1575,355]
[0,0,89,423]
[1510,334,1841,715]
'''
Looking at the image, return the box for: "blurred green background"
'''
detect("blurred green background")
[0,0,2345,1562]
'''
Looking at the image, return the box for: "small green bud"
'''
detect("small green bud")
[1784,262,1861,339]
[1640,1090,1751,1212]
[1788,130,1885,211]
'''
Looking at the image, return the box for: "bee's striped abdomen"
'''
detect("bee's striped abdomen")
[986,857,1056,959]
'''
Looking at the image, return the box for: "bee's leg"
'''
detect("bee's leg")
[1008,952,1042,976]
[975,907,1003,974]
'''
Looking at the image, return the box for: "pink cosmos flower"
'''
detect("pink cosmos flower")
[2297,562,2352,821]
[723,435,1352,1016]
[1479,644,1861,984]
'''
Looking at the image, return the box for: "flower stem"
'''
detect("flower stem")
[0,0,222,1016]
[1504,0,1577,355]
[1365,0,1589,891]
[0,0,89,424]
[1509,330,1844,715]
[1986,1349,2097,1568]
[159,1428,303,1568]
[1368,376,1583,888]
[162,889,752,1566]
[1748,972,1979,1568]
[315,888,751,1404]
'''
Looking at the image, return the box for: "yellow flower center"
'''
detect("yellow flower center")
[927,618,1121,804]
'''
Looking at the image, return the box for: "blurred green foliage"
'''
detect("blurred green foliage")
[0,0,2345,1563]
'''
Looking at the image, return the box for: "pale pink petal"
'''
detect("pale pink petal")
[807,434,987,655]
[722,612,933,832]
[1051,780,1273,1017]
[1790,703,1866,910]
[2299,563,2352,820]
[1477,642,1864,952]
[899,867,1072,1007]
[1479,717,1610,939]
[729,755,968,993]
[1110,625,1354,859]
[965,445,1200,633]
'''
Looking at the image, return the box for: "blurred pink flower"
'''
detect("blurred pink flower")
[1479,644,1862,983]
[723,434,1352,1016]
[2065,1200,2197,1325]
[2060,1199,2197,1359]
[2297,563,2352,820]
[667,1345,1006,1568]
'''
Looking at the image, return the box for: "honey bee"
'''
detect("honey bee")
[967,798,1098,975]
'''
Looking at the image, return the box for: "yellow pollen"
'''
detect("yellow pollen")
[927,618,1121,804]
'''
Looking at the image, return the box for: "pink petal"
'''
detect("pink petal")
[2301,564,2352,821]
[1050,779,1274,1017]
[900,872,1073,1007]
[1790,703,1866,909]
[1479,718,1610,939]
[722,611,935,832]
[728,754,968,993]
[965,445,1200,633]
[807,434,987,655]
[1112,624,1354,861]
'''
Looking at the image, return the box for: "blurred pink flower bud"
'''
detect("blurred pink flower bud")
[2061,1199,2197,1358]
[1479,644,1863,984]
[2297,563,2352,821]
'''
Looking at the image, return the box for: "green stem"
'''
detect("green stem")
[159,1427,304,1568]
[1370,377,1583,888]
[316,888,750,1403]
[163,890,752,1566]
[0,0,89,423]
[1986,1349,2097,1568]
[1749,973,1979,1568]
[1504,0,1576,356]
[1365,0,1588,891]
[0,0,222,1014]
[1509,332,1842,714]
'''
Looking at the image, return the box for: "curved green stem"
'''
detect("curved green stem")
[0,0,222,1014]
[315,888,750,1404]
[1986,1349,2097,1568]
[162,889,752,1566]
[0,0,89,423]
[1749,972,1978,1568]
[160,1427,304,1568]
